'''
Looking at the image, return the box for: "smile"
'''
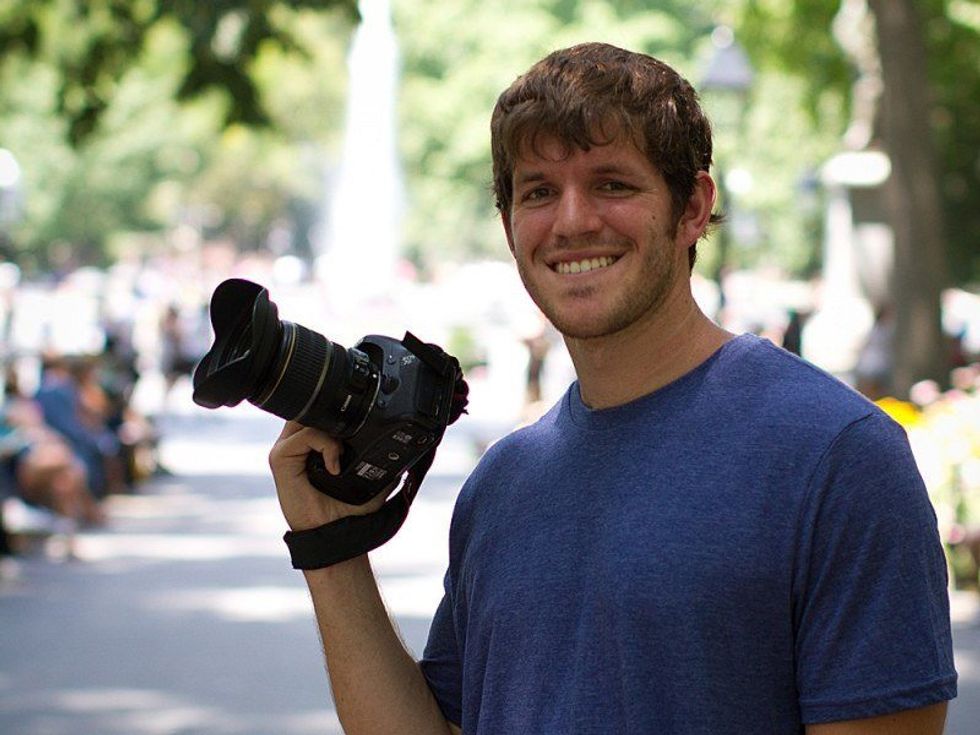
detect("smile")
[553,256,619,275]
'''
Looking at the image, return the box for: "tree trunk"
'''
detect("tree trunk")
[867,0,949,395]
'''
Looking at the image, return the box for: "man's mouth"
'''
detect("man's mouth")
[553,255,619,275]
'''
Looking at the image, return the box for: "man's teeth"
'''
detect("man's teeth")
[555,256,618,275]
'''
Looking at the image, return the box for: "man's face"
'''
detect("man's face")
[504,134,686,341]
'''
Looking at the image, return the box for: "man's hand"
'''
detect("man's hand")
[269,421,387,531]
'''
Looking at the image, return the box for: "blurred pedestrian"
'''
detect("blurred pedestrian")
[781,308,806,356]
[159,304,200,405]
[855,303,895,400]
[522,324,552,404]
[267,43,955,734]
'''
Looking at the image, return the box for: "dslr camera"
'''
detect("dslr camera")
[191,278,466,506]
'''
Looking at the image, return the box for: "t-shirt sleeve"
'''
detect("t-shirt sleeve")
[793,411,957,723]
[419,571,463,727]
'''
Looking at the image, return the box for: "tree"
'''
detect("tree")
[0,0,358,145]
[867,0,949,394]
[0,2,356,267]
[739,0,980,393]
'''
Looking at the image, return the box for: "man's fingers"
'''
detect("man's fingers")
[272,424,342,475]
[276,420,305,441]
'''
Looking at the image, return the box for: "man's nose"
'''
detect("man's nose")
[552,188,602,238]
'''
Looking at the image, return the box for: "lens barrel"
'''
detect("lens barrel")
[252,322,324,416]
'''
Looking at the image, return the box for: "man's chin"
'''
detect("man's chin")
[547,313,628,341]
[543,293,670,341]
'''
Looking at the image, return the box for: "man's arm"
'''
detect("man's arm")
[805,702,947,735]
[270,422,455,735]
[303,558,456,734]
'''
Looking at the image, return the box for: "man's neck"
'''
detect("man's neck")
[565,289,733,410]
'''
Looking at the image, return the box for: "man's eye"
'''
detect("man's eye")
[599,181,632,193]
[522,187,552,202]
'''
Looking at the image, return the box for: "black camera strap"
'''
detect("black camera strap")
[283,447,436,570]
[283,354,468,570]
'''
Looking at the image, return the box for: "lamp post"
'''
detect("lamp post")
[699,27,754,308]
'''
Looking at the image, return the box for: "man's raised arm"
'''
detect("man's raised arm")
[270,421,457,735]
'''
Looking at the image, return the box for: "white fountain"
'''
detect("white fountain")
[315,0,405,325]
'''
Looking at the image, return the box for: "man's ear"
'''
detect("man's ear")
[675,171,717,248]
[502,209,517,257]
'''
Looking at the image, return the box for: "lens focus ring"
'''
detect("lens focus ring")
[256,323,329,421]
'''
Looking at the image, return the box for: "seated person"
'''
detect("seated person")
[1,384,105,554]
[33,354,123,498]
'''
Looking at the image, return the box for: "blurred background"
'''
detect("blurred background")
[1,0,979,733]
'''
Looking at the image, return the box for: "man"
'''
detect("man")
[269,43,956,734]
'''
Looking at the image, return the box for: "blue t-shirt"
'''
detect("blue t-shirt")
[420,334,956,733]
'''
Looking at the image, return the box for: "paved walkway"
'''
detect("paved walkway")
[1,404,979,734]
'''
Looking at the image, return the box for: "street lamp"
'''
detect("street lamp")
[699,27,754,307]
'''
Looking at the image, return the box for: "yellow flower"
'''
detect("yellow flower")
[876,396,922,428]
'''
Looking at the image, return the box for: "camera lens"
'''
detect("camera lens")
[192,278,379,437]
[251,321,328,420]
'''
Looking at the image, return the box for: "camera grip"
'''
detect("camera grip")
[303,449,334,493]
[303,448,378,506]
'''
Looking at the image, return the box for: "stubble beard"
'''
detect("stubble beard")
[519,225,681,341]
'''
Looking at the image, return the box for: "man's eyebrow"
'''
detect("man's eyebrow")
[514,171,546,185]
[513,160,645,186]
[591,163,638,176]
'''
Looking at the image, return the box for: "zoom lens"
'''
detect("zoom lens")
[192,278,379,437]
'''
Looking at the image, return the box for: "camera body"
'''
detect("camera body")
[192,278,465,506]
[301,333,456,504]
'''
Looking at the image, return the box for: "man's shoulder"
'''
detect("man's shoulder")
[478,397,566,464]
[723,334,880,425]
[453,393,573,503]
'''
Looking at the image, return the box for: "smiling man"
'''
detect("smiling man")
[269,43,956,734]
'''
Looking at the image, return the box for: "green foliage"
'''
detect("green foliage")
[738,0,852,116]
[736,0,980,284]
[0,0,358,146]
[394,0,847,277]
[182,8,354,254]
[0,22,197,268]
[0,2,356,268]
[702,69,844,277]
[4,0,973,286]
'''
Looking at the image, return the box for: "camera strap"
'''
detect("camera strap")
[283,447,436,570]
[284,354,469,571]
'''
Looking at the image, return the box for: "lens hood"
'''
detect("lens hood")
[192,278,283,409]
